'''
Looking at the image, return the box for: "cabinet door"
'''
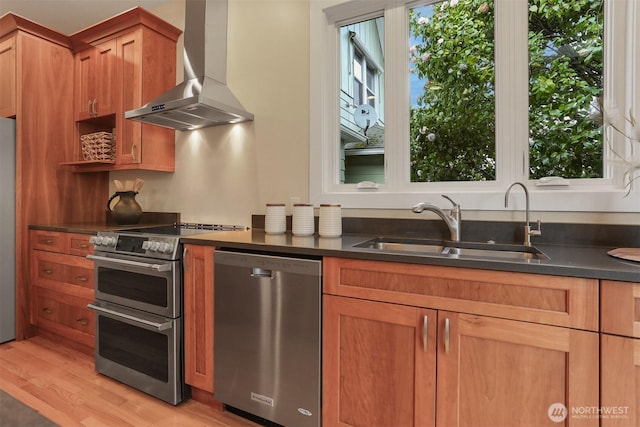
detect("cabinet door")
[601,280,640,338]
[183,244,215,393]
[601,334,639,427]
[118,30,142,166]
[323,295,436,427]
[75,40,117,120]
[74,48,96,120]
[0,37,16,117]
[93,39,118,117]
[437,312,599,427]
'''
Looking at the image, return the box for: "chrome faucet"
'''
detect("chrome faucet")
[412,195,461,242]
[504,182,542,246]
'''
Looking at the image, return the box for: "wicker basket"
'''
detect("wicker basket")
[81,132,115,161]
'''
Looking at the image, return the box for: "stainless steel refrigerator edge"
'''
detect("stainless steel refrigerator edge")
[0,118,16,343]
[214,251,322,427]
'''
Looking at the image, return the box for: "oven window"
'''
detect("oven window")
[97,267,168,307]
[99,317,169,382]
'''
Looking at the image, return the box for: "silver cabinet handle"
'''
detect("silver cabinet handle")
[444,317,450,354]
[423,315,428,352]
[87,303,172,331]
[86,254,172,272]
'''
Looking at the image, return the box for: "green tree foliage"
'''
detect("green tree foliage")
[409,0,603,182]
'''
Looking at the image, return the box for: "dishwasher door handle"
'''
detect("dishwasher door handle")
[250,268,274,279]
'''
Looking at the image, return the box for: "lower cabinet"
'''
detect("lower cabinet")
[600,280,640,427]
[436,311,597,427]
[183,244,215,393]
[323,257,600,427]
[323,296,436,426]
[30,230,95,352]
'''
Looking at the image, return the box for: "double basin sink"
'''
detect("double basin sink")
[354,237,549,261]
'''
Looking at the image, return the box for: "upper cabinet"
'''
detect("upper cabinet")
[0,37,16,117]
[74,39,118,120]
[63,8,181,172]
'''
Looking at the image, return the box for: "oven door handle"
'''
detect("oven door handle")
[87,303,173,331]
[86,254,172,272]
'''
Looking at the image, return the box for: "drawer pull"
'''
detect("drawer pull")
[76,319,89,326]
[42,307,53,314]
[78,243,89,249]
[444,318,450,354]
[76,276,88,282]
[43,239,54,244]
[42,269,54,275]
[423,315,428,353]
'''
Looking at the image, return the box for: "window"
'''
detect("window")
[340,18,385,184]
[310,0,639,212]
[528,0,604,180]
[409,1,496,182]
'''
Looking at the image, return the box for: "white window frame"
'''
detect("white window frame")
[310,0,640,212]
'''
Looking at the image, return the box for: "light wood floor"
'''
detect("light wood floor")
[0,336,260,427]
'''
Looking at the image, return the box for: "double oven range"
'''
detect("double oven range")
[87,223,245,405]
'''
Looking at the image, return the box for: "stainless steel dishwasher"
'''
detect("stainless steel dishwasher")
[214,250,322,427]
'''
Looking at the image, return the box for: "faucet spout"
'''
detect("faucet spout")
[504,182,541,246]
[412,195,461,241]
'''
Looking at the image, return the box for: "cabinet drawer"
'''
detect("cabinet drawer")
[67,233,93,257]
[601,280,640,338]
[33,258,65,282]
[31,250,94,296]
[324,257,599,331]
[31,230,65,252]
[64,265,94,289]
[34,287,94,336]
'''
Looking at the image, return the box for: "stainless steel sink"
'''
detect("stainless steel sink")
[353,237,549,261]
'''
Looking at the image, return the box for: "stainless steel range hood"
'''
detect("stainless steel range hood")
[125,0,253,130]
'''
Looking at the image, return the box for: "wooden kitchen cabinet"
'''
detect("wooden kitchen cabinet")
[600,280,640,427]
[437,311,597,427]
[64,8,181,172]
[1,14,108,341]
[323,257,600,427]
[323,295,436,427]
[74,39,118,120]
[30,230,95,354]
[0,37,16,117]
[183,244,215,393]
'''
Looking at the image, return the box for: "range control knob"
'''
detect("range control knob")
[158,242,172,254]
[89,236,98,244]
[149,241,160,251]
[102,236,116,246]
[142,241,151,250]
[95,236,105,245]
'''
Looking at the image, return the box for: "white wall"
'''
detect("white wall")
[110,0,638,226]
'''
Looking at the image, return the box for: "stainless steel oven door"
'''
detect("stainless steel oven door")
[87,300,185,405]
[88,252,180,318]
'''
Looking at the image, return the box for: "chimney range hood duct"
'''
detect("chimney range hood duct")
[125,0,253,130]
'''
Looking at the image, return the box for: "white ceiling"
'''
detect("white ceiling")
[0,0,172,35]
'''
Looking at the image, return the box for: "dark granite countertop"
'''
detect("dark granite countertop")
[29,212,181,235]
[30,215,640,283]
[182,229,640,283]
